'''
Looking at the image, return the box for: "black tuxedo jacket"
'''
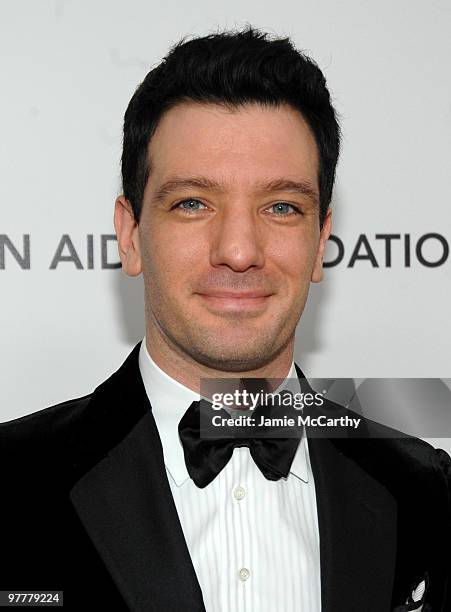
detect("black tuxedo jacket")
[1,343,450,611]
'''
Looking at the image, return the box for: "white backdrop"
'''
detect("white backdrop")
[1,1,450,451]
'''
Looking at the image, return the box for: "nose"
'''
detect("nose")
[209,203,265,272]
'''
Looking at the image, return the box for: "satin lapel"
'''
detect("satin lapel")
[69,344,205,612]
[308,434,397,611]
[295,364,398,612]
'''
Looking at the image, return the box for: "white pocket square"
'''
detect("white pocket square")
[405,578,426,611]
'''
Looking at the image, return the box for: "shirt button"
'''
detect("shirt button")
[233,486,246,501]
[239,567,251,581]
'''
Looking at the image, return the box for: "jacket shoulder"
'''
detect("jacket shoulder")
[319,395,451,493]
[363,410,451,476]
[0,394,93,453]
[344,406,451,495]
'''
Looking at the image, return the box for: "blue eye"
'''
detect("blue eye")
[269,203,299,215]
[177,199,206,212]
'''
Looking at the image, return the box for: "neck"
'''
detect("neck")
[145,324,295,395]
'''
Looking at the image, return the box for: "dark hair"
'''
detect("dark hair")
[121,27,340,226]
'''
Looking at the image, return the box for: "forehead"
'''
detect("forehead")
[147,101,319,189]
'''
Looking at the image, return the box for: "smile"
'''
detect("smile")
[196,292,273,313]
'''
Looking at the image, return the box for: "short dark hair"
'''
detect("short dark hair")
[121,27,340,226]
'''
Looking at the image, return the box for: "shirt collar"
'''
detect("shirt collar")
[138,338,310,487]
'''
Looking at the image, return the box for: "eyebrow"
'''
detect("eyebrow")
[151,176,319,206]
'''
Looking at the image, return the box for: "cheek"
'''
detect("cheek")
[270,234,318,280]
[143,224,204,287]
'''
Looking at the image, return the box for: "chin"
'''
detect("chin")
[185,339,285,373]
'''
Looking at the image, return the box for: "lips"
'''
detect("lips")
[199,291,272,299]
[196,291,273,314]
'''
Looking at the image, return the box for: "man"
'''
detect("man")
[1,28,449,612]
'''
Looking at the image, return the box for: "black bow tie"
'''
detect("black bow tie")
[178,396,302,488]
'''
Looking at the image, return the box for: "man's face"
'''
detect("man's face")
[119,101,331,371]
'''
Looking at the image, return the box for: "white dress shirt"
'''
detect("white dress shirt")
[138,339,321,612]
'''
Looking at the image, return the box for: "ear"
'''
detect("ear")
[114,196,142,276]
[311,209,332,283]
